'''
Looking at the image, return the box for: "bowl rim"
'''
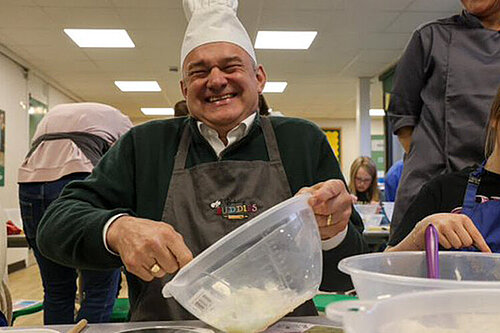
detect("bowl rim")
[339,251,500,288]
[164,193,320,295]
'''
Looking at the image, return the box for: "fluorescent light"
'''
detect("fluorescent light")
[263,82,288,93]
[369,109,385,117]
[255,31,317,50]
[64,29,135,48]
[141,108,174,116]
[115,81,161,92]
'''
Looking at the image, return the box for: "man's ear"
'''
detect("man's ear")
[255,65,267,94]
[180,79,188,99]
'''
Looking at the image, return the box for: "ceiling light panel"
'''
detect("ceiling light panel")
[115,81,161,92]
[255,31,317,50]
[369,109,385,117]
[141,108,175,116]
[64,29,135,48]
[263,82,288,93]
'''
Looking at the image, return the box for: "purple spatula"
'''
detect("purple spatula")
[425,224,440,279]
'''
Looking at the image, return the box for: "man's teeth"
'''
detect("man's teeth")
[209,94,234,102]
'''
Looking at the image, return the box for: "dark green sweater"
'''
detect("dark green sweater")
[38,115,368,294]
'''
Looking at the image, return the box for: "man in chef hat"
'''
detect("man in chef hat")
[37,0,368,321]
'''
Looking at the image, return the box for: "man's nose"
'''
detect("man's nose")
[206,67,228,91]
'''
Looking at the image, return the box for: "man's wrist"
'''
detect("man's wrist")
[103,213,128,256]
[322,225,349,251]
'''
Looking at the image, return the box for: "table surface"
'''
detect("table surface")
[5,317,341,332]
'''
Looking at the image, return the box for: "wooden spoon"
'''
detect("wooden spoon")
[67,319,88,333]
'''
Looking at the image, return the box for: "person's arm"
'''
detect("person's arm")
[396,126,414,154]
[37,132,137,270]
[386,181,441,248]
[37,129,193,279]
[387,29,430,139]
[307,135,369,292]
[387,213,491,253]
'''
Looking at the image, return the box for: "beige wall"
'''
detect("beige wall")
[309,117,385,183]
[0,54,74,210]
[371,118,384,135]
[309,118,357,180]
[0,55,29,210]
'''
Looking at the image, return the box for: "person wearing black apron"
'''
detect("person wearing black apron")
[130,116,317,320]
[387,86,500,253]
[36,0,368,322]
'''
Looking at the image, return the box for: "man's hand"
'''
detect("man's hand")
[106,216,193,281]
[387,213,491,252]
[297,180,352,240]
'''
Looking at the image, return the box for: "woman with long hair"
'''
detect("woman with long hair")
[348,156,382,204]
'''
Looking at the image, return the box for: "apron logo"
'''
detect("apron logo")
[210,199,258,220]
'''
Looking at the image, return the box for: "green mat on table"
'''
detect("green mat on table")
[313,294,358,312]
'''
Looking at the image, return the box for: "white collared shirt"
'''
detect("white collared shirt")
[196,112,256,157]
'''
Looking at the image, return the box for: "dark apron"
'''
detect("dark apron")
[460,164,500,253]
[26,132,111,167]
[130,116,318,321]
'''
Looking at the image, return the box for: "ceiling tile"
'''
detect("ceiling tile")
[43,7,122,28]
[0,28,67,46]
[2,0,37,5]
[0,6,56,29]
[385,11,451,33]
[408,0,462,12]
[116,7,185,30]
[263,0,345,11]
[345,0,414,12]
[360,32,412,50]
[110,0,181,9]
[33,0,114,7]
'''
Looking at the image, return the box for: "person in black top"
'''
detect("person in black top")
[387,2,500,240]
[387,86,500,253]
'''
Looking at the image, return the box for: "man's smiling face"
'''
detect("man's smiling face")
[181,42,266,134]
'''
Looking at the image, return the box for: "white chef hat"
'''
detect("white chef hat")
[181,0,257,69]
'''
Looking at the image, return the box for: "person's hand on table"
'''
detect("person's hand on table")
[350,194,358,204]
[388,213,491,252]
[106,216,193,281]
[297,179,351,240]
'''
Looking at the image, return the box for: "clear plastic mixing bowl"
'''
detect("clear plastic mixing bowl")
[162,194,322,333]
[339,251,500,300]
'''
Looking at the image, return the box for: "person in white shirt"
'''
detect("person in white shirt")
[36,0,368,321]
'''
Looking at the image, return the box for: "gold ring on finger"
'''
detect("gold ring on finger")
[327,214,333,226]
[150,263,161,274]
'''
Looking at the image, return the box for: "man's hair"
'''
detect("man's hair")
[174,100,189,117]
